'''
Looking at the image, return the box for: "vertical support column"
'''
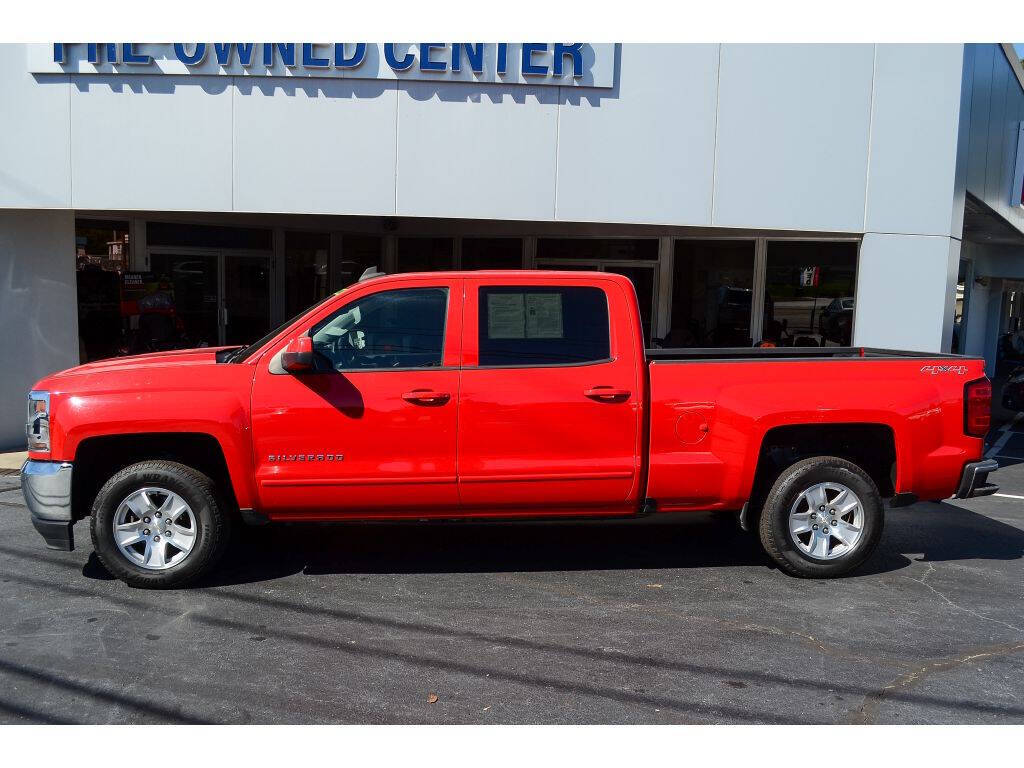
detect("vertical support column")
[129,218,148,272]
[853,233,959,353]
[983,279,1004,376]
[655,236,674,340]
[750,238,768,344]
[329,231,345,292]
[272,227,285,327]
[382,235,397,273]
[524,236,537,269]
[0,210,79,447]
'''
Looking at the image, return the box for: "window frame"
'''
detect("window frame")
[308,285,451,373]
[473,284,614,370]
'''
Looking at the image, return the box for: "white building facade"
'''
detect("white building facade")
[1,42,1023,448]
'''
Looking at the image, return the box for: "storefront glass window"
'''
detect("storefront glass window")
[396,237,455,272]
[76,219,131,363]
[668,240,755,348]
[536,238,657,262]
[764,241,858,347]
[462,238,523,270]
[285,231,331,318]
[337,236,382,289]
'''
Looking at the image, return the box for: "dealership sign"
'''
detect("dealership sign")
[28,43,615,88]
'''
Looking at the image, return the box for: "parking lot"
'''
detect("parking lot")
[1,452,1022,724]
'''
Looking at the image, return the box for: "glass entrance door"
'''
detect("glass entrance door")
[148,249,271,348]
[148,252,220,349]
[536,260,657,345]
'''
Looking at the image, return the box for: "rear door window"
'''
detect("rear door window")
[477,285,610,366]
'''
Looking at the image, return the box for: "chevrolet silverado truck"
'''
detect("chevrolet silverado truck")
[22,269,997,588]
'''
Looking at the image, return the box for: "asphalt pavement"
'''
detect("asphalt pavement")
[0,459,1022,724]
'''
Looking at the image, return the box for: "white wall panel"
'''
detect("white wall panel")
[853,233,959,352]
[555,44,719,225]
[396,82,558,221]
[714,44,874,232]
[0,46,71,207]
[864,45,964,237]
[233,79,398,215]
[983,51,1010,208]
[963,45,1024,237]
[965,45,995,196]
[0,210,78,449]
[70,75,233,210]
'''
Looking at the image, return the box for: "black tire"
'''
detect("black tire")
[90,460,229,588]
[758,456,883,578]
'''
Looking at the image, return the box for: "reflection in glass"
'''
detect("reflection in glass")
[668,241,755,347]
[397,238,455,272]
[285,231,330,318]
[764,242,858,347]
[537,238,658,262]
[462,238,523,270]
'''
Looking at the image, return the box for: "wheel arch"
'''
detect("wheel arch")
[748,423,897,517]
[71,432,240,522]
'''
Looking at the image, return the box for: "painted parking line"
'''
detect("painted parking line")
[985,411,1024,458]
[993,493,1024,500]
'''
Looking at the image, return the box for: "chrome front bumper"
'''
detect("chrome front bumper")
[21,460,75,551]
[954,458,999,499]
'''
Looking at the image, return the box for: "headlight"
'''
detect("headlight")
[26,391,50,451]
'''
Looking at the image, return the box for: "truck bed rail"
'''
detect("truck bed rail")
[646,346,969,362]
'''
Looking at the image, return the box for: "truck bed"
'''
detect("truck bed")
[643,348,987,511]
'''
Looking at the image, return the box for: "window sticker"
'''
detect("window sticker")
[526,293,563,339]
[487,293,526,339]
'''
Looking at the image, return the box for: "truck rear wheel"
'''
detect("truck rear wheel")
[758,456,883,578]
[90,460,229,589]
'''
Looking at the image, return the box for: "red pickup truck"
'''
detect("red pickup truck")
[22,270,997,588]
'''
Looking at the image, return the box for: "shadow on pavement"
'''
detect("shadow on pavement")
[77,503,1024,588]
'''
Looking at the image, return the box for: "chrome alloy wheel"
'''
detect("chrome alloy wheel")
[112,487,197,570]
[788,481,864,561]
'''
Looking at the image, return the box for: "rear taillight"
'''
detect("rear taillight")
[965,378,992,437]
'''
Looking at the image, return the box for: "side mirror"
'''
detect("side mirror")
[281,335,314,373]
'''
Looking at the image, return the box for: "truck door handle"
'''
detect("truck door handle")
[402,390,451,405]
[584,387,631,402]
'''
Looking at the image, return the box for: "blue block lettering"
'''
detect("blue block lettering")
[521,43,548,76]
[334,43,367,68]
[419,43,446,72]
[122,44,151,65]
[174,43,207,66]
[302,43,329,68]
[264,43,297,68]
[385,43,415,71]
[553,43,583,78]
[452,44,484,73]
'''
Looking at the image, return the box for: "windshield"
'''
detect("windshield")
[228,293,338,363]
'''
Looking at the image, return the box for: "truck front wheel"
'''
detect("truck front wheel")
[90,460,230,589]
[758,456,883,578]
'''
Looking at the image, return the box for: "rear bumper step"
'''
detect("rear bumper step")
[954,458,999,499]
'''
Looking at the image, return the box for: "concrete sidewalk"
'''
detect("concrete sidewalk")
[0,450,27,473]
